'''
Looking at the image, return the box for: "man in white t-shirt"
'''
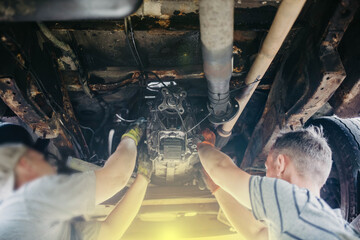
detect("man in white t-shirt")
[0,119,152,240]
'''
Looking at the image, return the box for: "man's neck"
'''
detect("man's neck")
[288,175,321,197]
[14,174,38,190]
[297,182,320,197]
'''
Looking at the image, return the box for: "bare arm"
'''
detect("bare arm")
[95,137,137,204]
[214,188,268,240]
[198,144,252,209]
[97,174,148,240]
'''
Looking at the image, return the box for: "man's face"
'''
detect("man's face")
[22,149,57,178]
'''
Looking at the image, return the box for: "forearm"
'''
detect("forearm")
[95,137,137,204]
[198,144,252,209]
[103,137,137,177]
[98,174,148,240]
[214,188,268,240]
[198,144,234,180]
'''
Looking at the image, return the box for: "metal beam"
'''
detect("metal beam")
[241,0,358,169]
[332,78,360,118]
[0,77,59,138]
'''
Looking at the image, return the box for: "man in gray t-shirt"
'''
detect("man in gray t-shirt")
[0,120,152,240]
[198,127,360,239]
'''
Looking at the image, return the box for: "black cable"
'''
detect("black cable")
[186,112,211,134]
[125,17,145,72]
[229,78,261,94]
[186,94,222,134]
[121,20,231,135]
[79,124,95,146]
[229,79,261,94]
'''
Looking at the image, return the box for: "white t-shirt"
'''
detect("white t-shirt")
[0,171,100,240]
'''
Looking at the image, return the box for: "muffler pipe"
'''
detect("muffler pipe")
[217,0,307,147]
[200,0,237,124]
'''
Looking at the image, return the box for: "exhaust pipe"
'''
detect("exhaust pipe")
[200,0,238,124]
[216,0,307,147]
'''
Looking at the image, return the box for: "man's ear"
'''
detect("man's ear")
[275,154,287,176]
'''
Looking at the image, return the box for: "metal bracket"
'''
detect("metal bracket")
[208,97,240,124]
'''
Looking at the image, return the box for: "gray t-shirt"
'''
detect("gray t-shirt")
[0,171,101,240]
[249,176,360,240]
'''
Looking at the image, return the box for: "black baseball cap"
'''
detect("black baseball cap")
[0,123,49,153]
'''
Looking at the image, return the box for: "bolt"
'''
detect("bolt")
[222,119,226,122]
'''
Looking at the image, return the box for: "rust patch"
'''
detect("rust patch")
[234,31,258,42]
[58,71,90,156]
[241,0,358,169]
[233,45,242,55]
[64,68,205,92]
[0,78,59,138]
[233,65,244,73]
[155,19,171,28]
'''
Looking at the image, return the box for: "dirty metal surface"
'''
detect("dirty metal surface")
[241,0,357,169]
[63,67,271,94]
[0,30,89,158]
[332,77,360,118]
[135,0,281,17]
[0,77,59,138]
[57,71,90,157]
[330,7,360,118]
[45,6,281,32]
[242,51,346,169]
[234,0,281,8]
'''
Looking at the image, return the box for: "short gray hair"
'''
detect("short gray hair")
[271,126,332,186]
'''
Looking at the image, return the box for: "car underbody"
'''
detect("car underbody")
[0,0,360,239]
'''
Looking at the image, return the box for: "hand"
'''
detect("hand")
[131,117,147,130]
[197,128,216,149]
[137,158,153,183]
[121,117,147,146]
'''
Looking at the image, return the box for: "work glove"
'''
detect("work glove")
[197,128,216,149]
[200,168,220,195]
[121,117,146,146]
[137,158,153,183]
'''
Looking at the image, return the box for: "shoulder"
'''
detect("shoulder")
[250,176,297,194]
[249,176,310,214]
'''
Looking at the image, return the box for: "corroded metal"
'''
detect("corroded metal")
[0,77,59,138]
[0,31,89,158]
[329,0,360,118]
[241,0,357,169]
[58,71,90,157]
[331,77,360,118]
[63,68,205,92]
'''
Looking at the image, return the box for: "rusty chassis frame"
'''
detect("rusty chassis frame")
[241,0,359,170]
[0,33,90,158]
